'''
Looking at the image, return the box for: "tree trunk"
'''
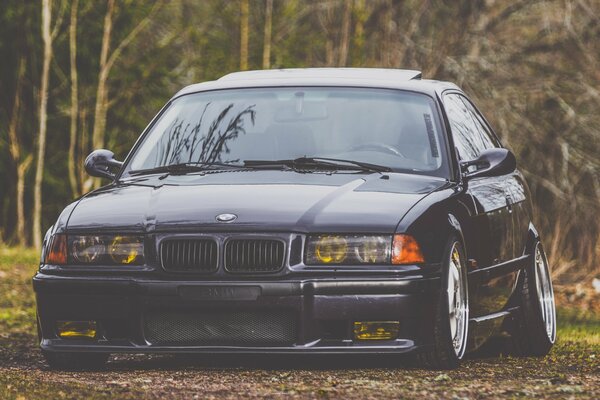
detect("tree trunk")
[352,0,367,66]
[240,0,249,70]
[321,1,335,67]
[68,0,79,198]
[89,0,160,187]
[7,58,28,246]
[92,0,115,152]
[33,0,53,249]
[79,106,89,192]
[16,155,33,246]
[88,0,115,190]
[338,0,352,66]
[382,0,393,67]
[262,0,273,69]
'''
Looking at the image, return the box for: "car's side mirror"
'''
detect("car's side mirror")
[84,149,123,180]
[460,148,516,180]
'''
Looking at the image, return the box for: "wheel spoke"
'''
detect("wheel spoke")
[534,244,556,342]
[447,242,468,358]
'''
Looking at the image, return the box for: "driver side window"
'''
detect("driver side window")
[444,93,497,161]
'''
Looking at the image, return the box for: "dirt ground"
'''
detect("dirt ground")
[1,248,599,399]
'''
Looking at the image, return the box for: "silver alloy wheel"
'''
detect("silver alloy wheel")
[534,243,557,343]
[447,243,469,357]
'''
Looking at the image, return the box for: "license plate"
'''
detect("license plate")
[178,285,261,300]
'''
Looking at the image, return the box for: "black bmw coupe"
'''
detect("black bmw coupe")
[34,68,556,370]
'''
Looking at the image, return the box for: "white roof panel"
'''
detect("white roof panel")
[218,68,422,82]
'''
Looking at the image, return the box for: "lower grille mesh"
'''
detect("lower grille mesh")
[144,310,297,345]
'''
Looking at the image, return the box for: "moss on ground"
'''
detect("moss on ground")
[0,247,598,399]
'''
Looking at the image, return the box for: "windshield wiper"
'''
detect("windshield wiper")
[129,161,245,176]
[244,157,392,173]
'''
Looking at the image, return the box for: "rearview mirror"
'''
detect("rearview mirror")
[84,149,123,180]
[460,148,516,180]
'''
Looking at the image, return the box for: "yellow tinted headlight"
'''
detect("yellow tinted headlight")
[109,236,144,264]
[314,235,348,263]
[67,235,144,265]
[306,235,392,265]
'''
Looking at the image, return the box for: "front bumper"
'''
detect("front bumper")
[33,273,440,354]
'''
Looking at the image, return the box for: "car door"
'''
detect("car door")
[465,97,529,258]
[443,92,517,317]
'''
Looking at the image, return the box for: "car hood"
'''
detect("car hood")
[66,170,447,234]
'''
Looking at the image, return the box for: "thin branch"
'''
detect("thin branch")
[51,0,67,40]
[104,1,163,74]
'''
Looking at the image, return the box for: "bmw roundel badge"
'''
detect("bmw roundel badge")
[216,213,237,223]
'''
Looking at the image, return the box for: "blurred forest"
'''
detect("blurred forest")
[0,0,598,282]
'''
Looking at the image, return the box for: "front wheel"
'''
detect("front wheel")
[417,237,469,369]
[512,241,556,356]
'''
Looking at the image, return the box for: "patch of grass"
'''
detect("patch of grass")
[0,370,142,400]
[557,308,600,346]
[0,247,39,271]
[0,247,39,336]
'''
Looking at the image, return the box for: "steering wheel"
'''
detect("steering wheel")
[349,142,406,158]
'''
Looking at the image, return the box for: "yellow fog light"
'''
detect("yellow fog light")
[353,321,400,340]
[57,321,97,339]
[315,236,348,263]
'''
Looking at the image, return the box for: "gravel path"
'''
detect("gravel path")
[1,334,599,399]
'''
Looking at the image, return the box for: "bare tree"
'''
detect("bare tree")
[381,0,393,67]
[262,0,273,69]
[91,0,115,153]
[68,0,79,197]
[318,0,336,67]
[240,0,249,70]
[352,0,368,66]
[7,58,31,246]
[338,0,352,66]
[33,0,55,249]
[91,1,162,152]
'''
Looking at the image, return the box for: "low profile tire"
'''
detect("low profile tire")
[512,241,556,356]
[42,350,109,371]
[417,237,469,369]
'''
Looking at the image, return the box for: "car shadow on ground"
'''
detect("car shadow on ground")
[105,346,507,372]
[106,352,419,371]
[101,336,514,372]
[100,336,512,372]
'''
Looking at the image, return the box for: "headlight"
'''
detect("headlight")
[67,234,144,265]
[71,235,103,263]
[306,235,392,265]
[108,236,144,264]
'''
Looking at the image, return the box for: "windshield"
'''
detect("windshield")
[125,87,449,177]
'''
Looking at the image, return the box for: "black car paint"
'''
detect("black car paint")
[34,79,538,356]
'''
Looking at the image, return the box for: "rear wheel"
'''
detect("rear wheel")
[417,237,469,369]
[512,241,556,356]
